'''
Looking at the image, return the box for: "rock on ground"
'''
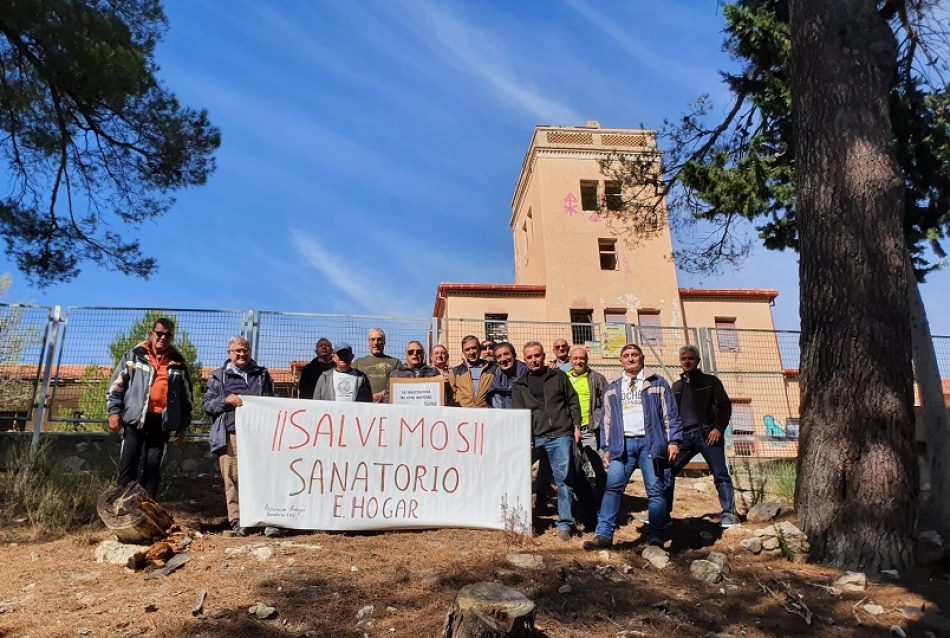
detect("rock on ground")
[95,540,143,566]
[689,559,723,584]
[740,537,762,554]
[833,571,867,592]
[707,552,730,575]
[506,553,544,570]
[746,502,782,523]
[641,546,670,570]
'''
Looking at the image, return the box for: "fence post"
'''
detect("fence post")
[244,310,257,359]
[31,305,62,450]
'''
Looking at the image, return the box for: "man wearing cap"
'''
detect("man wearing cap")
[448,334,495,407]
[670,344,737,527]
[297,337,333,399]
[315,343,373,402]
[107,317,192,499]
[548,338,572,372]
[353,328,402,402]
[584,343,682,549]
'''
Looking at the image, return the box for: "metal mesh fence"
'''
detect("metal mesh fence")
[438,318,697,382]
[702,328,801,463]
[253,312,435,398]
[48,307,245,431]
[0,302,946,457]
[0,304,52,431]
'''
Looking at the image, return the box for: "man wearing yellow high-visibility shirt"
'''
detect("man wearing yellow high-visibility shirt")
[566,346,608,531]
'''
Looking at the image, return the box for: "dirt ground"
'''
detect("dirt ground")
[0,473,947,638]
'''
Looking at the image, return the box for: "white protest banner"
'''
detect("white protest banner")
[235,396,532,531]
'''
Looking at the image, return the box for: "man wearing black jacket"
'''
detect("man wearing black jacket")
[670,344,737,527]
[512,341,582,541]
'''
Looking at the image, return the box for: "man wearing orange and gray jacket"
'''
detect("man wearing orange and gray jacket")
[448,334,495,407]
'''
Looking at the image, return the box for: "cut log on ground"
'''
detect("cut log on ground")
[96,484,174,544]
[442,582,535,638]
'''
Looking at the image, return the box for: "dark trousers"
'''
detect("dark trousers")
[117,412,169,498]
[573,430,606,529]
[668,429,735,516]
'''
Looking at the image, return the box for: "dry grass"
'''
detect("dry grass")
[0,439,110,539]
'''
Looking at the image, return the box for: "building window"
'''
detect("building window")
[604,181,623,211]
[580,181,599,211]
[604,309,626,324]
[731,403,755,435]
[570,309,593,344]
[716,318,739,352]
[484,313,508,342]
[598,238,618,270]
[637,310,663,347]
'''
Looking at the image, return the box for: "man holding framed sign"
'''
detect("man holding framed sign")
[389,341,444,406]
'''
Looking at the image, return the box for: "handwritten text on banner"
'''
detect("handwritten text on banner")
[236,397,532,531]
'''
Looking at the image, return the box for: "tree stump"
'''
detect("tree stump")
[96,484,174,544]
[442,582,535,638]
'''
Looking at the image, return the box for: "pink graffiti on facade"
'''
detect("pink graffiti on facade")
[563,193,578,216]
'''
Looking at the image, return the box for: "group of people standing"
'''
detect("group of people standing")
[107,319,737,545]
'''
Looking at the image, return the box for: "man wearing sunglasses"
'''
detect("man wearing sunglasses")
[390,341,441,381]
[548,338,572,372]
[388,341,441,403]
[107,318,193,499]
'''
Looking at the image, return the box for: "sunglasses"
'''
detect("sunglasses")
[406,349,424,356]
[153,330,173,340]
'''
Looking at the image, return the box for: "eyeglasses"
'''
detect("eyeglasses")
[481,344,493,350]
[229,348,250,354]
[152,330,173,340]
[406,349,424,356]
[554,344,569,350]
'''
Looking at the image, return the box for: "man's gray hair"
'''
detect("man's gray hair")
[523,340,544,353]
[679,344,701,360]
[228,336,249,349]
[368,327,386,338]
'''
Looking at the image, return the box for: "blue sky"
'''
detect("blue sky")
[2,0,949,335]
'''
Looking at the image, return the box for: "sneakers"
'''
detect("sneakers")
[556,529,572,542]
[720,514,740,528]
[229,520,248,537]
[263,526,282,538]
[582,535,613,550]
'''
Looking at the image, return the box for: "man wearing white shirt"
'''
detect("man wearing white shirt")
[314,343,372,402]
[584,343,683,548]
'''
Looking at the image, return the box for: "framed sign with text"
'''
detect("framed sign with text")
[389,376,445,407]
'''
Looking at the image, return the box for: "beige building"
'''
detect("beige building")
[432,122,796,459]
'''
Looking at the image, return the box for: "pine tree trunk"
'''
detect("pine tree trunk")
[789,0,918,571]
[907,257,950,529]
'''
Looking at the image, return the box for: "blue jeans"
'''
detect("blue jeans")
[668,429,735,516]
[534,436,575,532]
[595,436,670,542]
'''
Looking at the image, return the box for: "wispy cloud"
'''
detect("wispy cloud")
[291,230,413,315]
[400,4,584,125]
[562,0,710,92]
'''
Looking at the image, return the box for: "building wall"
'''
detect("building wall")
[510,126,682,325]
